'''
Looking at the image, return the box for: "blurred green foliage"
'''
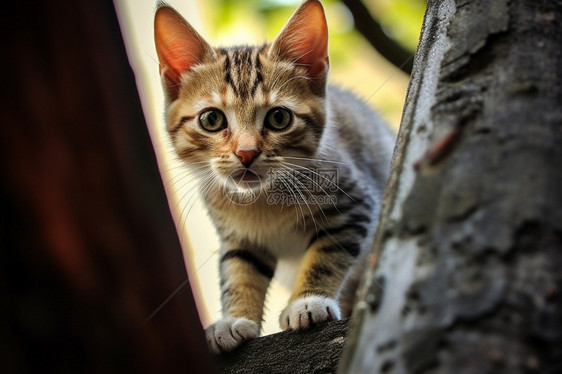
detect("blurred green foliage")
[208,0,424,52]
[366,0,426,50]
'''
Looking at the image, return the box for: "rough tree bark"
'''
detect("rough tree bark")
[215,319,350,374]
[339,0,562,373]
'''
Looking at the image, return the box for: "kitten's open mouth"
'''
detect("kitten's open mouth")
[228,169,262,189]
[222,169,263,205]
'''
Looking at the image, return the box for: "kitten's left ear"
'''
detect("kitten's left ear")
[154,5,213,100]
[269,0,329,82]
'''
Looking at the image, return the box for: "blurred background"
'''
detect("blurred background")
[114,0,424,335]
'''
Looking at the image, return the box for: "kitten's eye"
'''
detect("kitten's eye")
[199,109,227,132]
[265,107,292,131]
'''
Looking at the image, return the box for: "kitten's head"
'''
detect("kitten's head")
[154,0,329,194]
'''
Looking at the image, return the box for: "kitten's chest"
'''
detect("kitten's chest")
[209,198,313,257]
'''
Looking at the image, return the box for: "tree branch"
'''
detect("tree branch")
[341,0,414,75]
[215,319,350,374]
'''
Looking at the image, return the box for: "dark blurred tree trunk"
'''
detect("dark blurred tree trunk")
[339,0,562,373]
[0,1,214,372]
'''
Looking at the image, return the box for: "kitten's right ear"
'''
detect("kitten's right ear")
[154,4,212,100]
[269,0,329,94]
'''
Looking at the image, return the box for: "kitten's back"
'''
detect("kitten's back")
[324,85,395,192]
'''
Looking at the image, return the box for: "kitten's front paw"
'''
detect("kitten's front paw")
[205,317,260,354]
[280,295,341,331]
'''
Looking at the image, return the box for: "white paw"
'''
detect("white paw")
[279,295,341,331]
[205,317,260,354]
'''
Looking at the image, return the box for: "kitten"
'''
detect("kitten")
[154,0,395,353]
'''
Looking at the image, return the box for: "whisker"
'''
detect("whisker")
[160,160,208,174]
[281,156,352,166]
[356,55,414,116]
[173,171,209,210]
[277,169,318,235]
[279,164,334,198]
[278,164,334,225]
[275,171,307,229]
[177,174,216,241]
[282,161,356,203]
[164,164,209,191]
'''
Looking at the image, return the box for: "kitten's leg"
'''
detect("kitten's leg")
[206,248,276,353]
[280,212,370,330]
[337,254,368,318]
[280,247,354,330]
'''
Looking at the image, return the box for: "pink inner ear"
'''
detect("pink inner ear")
[292,31,329,78]
[271,0,329,79]
[154,6,207,85]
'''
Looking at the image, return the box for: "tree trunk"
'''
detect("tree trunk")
[339,0,562,373]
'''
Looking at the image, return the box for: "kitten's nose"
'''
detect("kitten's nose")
[236,149,260,167]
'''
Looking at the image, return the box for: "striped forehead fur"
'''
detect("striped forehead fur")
[214,45,322,104]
